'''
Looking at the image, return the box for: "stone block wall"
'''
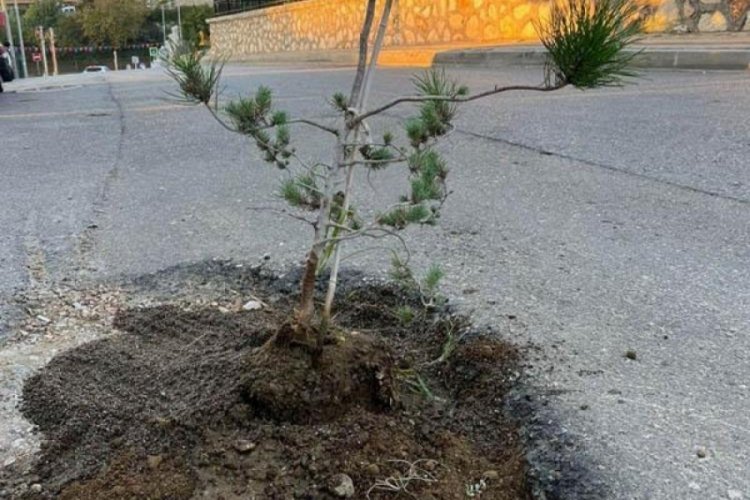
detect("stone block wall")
[645,0,749,32]
[208,0,750,60]
[208,0,550,59]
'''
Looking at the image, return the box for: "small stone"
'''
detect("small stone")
[625,349,637,360]
[233,440,256,454]
[29,484,42,493]
[329,473,355,498]
[36,315,51,324]
[698,11,727,31]
[242,300,263,311]
[146,454,163,469]
[483,470,499,480]
[727,489,743,500]
[365,463,380,475]
[696,447,707,458]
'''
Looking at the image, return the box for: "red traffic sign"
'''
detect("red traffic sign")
[32,52,42,63]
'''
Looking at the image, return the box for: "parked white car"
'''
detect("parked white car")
[82,65,109,74]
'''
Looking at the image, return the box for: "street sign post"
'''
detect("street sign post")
[32,51,40,76]
[13,0,27,78]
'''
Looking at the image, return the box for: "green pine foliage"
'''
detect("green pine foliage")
[163,0,642,321]
[224,87,294,168]
[389,254,445,309]
[378,69,456,230]
[538,0,643,87]
[331,92,349,112]
[164,47,222,106]
[359,144,395,168]
[423,264,444,295]
[378,204,433,229]
[280,174,322,210]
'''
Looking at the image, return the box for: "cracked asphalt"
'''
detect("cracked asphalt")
[1,65,748,499]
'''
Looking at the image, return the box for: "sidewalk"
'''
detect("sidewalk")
[434,33,750,70]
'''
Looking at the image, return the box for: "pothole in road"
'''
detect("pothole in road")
[0,262,540,499]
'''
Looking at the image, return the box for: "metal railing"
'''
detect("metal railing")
[213,0,300,16]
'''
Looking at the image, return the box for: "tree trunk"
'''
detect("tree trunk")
[349,0,378,107]
[322,0,394,323]
[295,249,319,332]
[291,133,345,344]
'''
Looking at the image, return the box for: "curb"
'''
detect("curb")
[434,47,750,70]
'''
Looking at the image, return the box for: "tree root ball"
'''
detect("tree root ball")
[241,329,398,423]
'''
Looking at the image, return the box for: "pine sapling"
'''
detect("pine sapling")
[165,0,642,351]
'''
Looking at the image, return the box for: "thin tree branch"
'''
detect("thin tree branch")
[203,103,315,171]
[288,118,339,135]
[354,82,569,125]
[204,103,240,133]
[349,0,378,107]
[358,0,393,110]
[248,206,317,227]
[341,156,408,167]
[257,118,339,136]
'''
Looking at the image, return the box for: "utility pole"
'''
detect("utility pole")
[176,1,182,40]
[161,4,166,45]
[13,0,26,78]
[37,26,48,77]
[0,0,17,74]
[48,27,58,76]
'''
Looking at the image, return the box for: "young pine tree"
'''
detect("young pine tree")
[165,0,642,350]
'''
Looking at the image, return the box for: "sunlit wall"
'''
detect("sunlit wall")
[208,0,746,64]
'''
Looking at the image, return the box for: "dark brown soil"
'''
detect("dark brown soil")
[8,274,530,499]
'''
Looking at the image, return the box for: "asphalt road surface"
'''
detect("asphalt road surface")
[1,65,748,499]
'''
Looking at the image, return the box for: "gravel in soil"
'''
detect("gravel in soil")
[1,265,530,499]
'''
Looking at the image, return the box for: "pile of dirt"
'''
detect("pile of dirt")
[5,273,530,499]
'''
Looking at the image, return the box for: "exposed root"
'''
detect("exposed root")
[366,459,440,499]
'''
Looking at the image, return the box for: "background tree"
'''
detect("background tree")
[143,4,212,49]
[181,4,212,49]
[23,0,61,32]
[55,12,86,47]
[80,0,148,69]
[167,0,642,350]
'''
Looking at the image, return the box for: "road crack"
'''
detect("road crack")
[458,129,750,206]
[71,81,127,277]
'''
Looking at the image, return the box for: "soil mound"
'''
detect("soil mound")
[13,277,530,499]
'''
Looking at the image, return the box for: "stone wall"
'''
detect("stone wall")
[208,0,750,61]
[208,0,549,59]
[646,0,749,32]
